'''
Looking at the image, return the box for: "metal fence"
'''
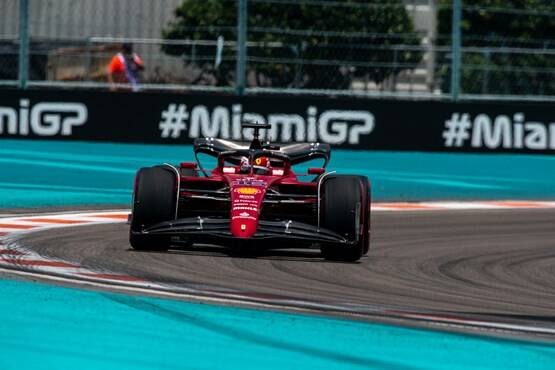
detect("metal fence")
[1,0,554,101]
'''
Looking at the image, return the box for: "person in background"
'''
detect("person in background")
[107,42,144,91]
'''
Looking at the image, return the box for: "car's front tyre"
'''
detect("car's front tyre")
[129,166,177,251]
[319,175,371,262]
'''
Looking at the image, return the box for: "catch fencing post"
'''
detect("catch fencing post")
[450,0,462,101]
[236,0,247,95]
[85,37,92,81]
[18,0,30,89]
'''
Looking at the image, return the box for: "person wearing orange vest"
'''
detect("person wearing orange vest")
[107,43,144,91]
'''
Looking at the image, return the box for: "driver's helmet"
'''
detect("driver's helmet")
[253,156,271,174]
[239,156,250,173]
[240,156,250,167]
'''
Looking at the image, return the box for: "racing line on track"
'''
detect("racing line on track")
[2,201,555,284]
[3,201,555,339]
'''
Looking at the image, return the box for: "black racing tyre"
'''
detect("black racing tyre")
[129,165,177,251]
[320,175,370,262]
[360,178,371,255]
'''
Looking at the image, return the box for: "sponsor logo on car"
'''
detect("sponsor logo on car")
[232,215,257,221]
[232,179,267,186]
[235,187,260,195]
[232,206,258,211]
[222,166,236,173]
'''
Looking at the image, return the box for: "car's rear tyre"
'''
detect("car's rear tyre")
[129,165,177,251]
[320,175,370,262]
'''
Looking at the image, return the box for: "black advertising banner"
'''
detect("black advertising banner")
[0,88,554,154]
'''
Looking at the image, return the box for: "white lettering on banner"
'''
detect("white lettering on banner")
[319,110,374,144]
[0,108,17,134]
[0,99,87,136]
[268,114,306,142]
[31,102,88,136]
[159,103,375,145]
[443,112,555,150]
[472,114,512,149]
[232,104,243,140]
[189,105,231,138]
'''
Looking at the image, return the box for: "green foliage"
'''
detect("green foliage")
[162,0,422,89]
[437,0,555,95]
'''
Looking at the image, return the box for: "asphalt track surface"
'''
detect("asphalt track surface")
[18,208,555,330]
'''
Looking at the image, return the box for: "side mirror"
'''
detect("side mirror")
[308,167,325,175]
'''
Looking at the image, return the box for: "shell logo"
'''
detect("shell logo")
[235,187,260,195]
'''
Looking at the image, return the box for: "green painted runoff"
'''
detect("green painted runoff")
[0,279,553,370]
[1,139,554,208]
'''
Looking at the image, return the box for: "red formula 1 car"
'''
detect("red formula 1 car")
[129,123,371,261]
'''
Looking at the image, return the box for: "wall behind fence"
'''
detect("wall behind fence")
[1,0,555,101]
[0,88,554,154]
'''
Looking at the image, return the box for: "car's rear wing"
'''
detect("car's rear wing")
[194,138,331,166]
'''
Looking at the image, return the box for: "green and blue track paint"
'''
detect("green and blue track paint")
[0,279,554,370]
[1,139,555,207]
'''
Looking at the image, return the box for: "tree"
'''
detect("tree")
[162,0,422,89]
[437,0,555,96]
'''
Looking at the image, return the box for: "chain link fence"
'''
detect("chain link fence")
[10,0,196,90]
[0,0,20,85]
[1,0,554,100]
[437,1,555,99]
[243,0,433,96]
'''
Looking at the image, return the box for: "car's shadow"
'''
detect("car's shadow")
[129,243,362,264]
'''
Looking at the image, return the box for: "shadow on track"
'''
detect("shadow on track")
[127,244,362,264]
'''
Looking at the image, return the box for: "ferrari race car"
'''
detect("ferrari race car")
[129,123,371,262]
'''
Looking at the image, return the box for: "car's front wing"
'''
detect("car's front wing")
[132,217,350,245]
